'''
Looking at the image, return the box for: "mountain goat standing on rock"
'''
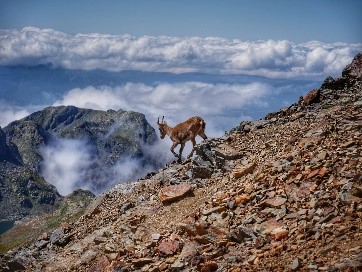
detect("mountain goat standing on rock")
[157,116,208,162]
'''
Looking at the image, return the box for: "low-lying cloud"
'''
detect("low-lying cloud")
[53,82,271,136]
[40,136,174,195]
[1,27,361,78]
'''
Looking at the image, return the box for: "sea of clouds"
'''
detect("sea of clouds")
[1,27,361,78]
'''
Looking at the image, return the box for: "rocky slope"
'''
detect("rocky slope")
[1,54,361,271]
[0,107,158,222]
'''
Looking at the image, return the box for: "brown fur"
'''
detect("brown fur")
[157,116,207,162]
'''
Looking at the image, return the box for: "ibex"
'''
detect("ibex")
[157,116,208,162]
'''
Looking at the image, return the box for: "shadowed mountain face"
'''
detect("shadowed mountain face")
[0,106,158,222]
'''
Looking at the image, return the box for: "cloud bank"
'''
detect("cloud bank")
[53,82,271,136]
[1,27,361,78]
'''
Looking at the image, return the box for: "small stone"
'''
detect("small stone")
[341,141,355,148]
[354,100,362,109]
[270,228,289,240]
[159,262,168,271]
[191,165,213,179]
[264,197,287,207]
[152,233,161,241]
[308,264,318,270]
[247,255,257,263]
[132,258,154,267]
[235,194,251,204]
[200,261,218,272]
[307,169,320,179]
[232,162,256,178]
[290,258,300,271]
[94,236,107,245]
[318,167,329,177]
[49,228,67,246]
[195,221,208,235]
[317,150,327,160]
[171,260,185,269]
[202,205,226,216]
[35,239,49,249]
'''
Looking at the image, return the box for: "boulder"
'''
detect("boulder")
[159,183,192,204]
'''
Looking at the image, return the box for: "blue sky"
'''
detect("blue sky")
[0,0,361,43]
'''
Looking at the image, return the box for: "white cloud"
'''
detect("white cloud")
[1,27,361,78]
[0,101,39,127]
[53,82,270,136]
[39,138,93,195]
[39,133,174,196]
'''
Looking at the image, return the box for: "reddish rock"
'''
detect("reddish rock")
[270,228,289,240]
[297,182,318,198]
[200,261,218,272]
[195,220,208,235]
[318,167,329,177]
[208,226,227,239]
[132,258,153,267]
[158,238,181,256]
[231,162,256,178]
[159,183,192,204]
[235,194,251,204]
[202,205,226,216]
[262,219,284,234]
[303,89,320,105]
[264,196,287,207]
[89,255,110,272]
[307,169,320,179]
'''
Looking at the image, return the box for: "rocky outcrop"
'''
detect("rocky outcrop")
[343,52,362,80]
[1,54,361,271]
[0,163,61,221]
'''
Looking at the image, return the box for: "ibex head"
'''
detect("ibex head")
[157,116,167,139]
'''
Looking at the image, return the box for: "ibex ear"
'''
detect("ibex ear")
[162,116,165,123]
[157,117,160,125]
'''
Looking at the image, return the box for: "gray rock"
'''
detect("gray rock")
[290,258,300,271]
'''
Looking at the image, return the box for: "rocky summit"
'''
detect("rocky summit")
[1,54,361,271]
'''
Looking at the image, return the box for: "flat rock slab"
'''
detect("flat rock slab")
[159,183,192,204]
[232,162,256,178]
[264,197,287,207]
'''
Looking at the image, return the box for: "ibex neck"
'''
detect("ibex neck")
[164,123,174,136]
